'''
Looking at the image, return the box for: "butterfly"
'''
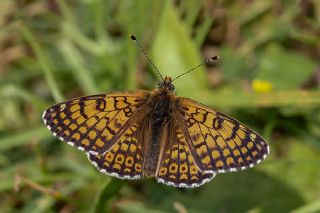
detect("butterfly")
[42,35,269,188]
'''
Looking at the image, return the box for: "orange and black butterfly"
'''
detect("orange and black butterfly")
[43,35,269,188]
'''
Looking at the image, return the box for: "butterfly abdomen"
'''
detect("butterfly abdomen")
[142,90,173,177]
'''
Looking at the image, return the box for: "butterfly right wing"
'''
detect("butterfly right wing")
[175,97,269,174]
[42,90,150,155]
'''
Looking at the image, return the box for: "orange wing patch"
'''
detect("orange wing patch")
[156,125,215,188]
[42,91,149,155]
[87,122,144,179]
[177,97,269,174]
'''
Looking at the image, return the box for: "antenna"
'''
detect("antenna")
[171,56,219,82]
[130,34,164,81]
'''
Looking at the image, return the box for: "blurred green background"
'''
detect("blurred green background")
[1,0,320,212]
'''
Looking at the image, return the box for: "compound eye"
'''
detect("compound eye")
[157,81,164,88]
[170,84,175,91]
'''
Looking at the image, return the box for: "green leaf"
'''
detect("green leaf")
[58,39,99,94]
[256,44,316,90]
[292,201,320,213]
[0,127,49,151]
[142,169,304,212]
[187,90,320,108]
[20,25,64,102]
[92,178,125,213]
[219,46,248,81]
[151,1,206,95]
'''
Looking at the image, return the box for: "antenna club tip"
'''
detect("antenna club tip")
[130,34,137,43]
[211,56,219,60]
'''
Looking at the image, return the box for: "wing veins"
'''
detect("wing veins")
[110,123,140,169]
[164,135,175,180]
[221,124,251,160]
[62,107,107,143]
[177,98,267,171]
[214,123,239,167]
[209,124,247,166]
[172,111,206,172]
[48,107,101,133]
[190,111,253,166]
[196,122,217,170]
[52,92,147,109]
[99,106,147,155]
[218,118,261,163]
[84,109,122,151]
[46,97,146,154]
[70,110,106,137]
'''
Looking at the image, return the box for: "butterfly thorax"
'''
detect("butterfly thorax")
[142,77,175,177]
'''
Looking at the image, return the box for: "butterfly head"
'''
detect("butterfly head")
[157,76,175,92]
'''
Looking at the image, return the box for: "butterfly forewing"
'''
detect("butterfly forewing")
[156,121,215,188]
[176,97,269,173]
[42,91,150,155]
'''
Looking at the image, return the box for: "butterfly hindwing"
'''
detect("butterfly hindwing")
[156,122,215,188]
[87,121,144,179]
[176,97,269,173]
[42,91,150,155]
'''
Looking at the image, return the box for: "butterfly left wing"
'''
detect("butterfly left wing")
[175,97,270,174]
[87,120,144,179]
[42,91,150,155]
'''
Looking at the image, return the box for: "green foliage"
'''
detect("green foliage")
[256,44,316,90]
[1,0,320,212]
[152,0,207,93]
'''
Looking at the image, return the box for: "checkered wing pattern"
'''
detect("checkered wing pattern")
[156,122,215,188]
[42,91,150,155]
[176,97,269,174]
[87,121,144,179]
